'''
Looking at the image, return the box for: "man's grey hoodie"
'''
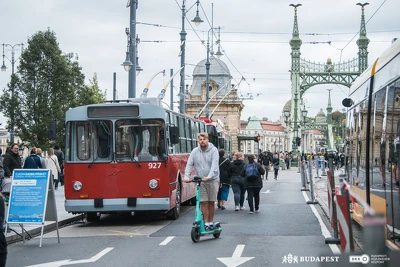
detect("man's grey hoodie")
[184,143,219,183]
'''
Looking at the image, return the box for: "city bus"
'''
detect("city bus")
[344,38,400,245]
[64,97,229,221]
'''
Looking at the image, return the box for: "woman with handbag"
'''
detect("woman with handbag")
[46,148,61,190]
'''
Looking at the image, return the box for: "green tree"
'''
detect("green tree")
[75,73,106,106]
[0,29,85,149]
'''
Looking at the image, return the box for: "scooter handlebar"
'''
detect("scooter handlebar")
[191,176,203,183]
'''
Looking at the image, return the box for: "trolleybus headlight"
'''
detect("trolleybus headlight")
[149,179,158,189]
[73,181,83,191]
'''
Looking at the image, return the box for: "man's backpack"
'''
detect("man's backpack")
[245,163,259,180]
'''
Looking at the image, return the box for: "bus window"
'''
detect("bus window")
[115,119,165,162]
[76,122,91,160]
[178,117,187,153]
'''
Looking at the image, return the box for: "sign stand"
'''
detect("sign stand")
[5,169,60,247]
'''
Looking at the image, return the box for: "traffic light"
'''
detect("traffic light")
[48,121,56,140]
[296,137,301,146]
[254,134,260,143]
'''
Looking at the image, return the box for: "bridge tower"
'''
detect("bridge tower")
[287,3,370,152]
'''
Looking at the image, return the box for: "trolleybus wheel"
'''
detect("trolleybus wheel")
[191,227,200,243]
[167,182,181,220]
[86,212,101,222]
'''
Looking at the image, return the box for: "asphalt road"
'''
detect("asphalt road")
[7,170,340,267]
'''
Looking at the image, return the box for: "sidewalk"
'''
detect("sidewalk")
[5,186,83,244]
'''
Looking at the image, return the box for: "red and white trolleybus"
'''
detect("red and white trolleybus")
[64,98,229,221]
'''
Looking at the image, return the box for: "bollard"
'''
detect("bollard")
[325,160,341,244]
[307,158,318,204]
[321,156,327,176]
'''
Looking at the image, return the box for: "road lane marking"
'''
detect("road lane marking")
[108,230,143,236]
[261,190,271,193]
[159,236,175,245]
[302,191,340,254]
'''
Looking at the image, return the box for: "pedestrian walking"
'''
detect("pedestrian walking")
[228,152,246,211]
[272,154,280,180]
[242,154,265,214]
[3,144,22,178]
[184,133,220,231]
[217,149,231,210]
[36,148,46,169]
[260,151,272,180]
[46,148,61,190]
[23,147,42,169]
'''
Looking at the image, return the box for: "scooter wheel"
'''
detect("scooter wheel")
[213,232,221,238]
[191,227,200,243]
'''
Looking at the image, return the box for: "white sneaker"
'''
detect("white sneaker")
[240,206,245,211]
[249,211,254,214]
[255,209,260,213]
[235,206,239,211]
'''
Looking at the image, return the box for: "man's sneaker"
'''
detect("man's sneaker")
[235,206,239,211]
[255,209,260,213]
[240,206,245,211]
[249,211,254,214]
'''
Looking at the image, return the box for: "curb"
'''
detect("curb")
[6,214,84,245]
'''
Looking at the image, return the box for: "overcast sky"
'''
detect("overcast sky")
[0,0,399,126]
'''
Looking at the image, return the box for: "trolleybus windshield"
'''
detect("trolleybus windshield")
[115,119,166,162]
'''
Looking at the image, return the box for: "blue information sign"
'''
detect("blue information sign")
[7,169,51,224]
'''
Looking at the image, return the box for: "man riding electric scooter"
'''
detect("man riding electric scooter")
[184,133,220,233]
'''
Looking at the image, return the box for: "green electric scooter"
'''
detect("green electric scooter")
[190,176,222,243]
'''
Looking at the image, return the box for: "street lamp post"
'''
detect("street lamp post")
[1,43,24,144]
[205,26,223,117]
[179,0,203,114]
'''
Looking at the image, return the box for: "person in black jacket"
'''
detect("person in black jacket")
[228,152,246,211]
[0,193,7,267]
[217,150,231,210]
[3,143,22,178]
[23,148,42,169]
[272,154,280,180]
[242,154,265,214]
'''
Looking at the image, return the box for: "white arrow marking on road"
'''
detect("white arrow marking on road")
[261,190,271,193]
[25,260,72,267]
[24,247,114,267]
[217,245,254,267]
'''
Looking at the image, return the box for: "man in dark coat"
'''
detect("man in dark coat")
[3,143,22,178]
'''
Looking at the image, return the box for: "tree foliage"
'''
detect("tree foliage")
[0,29,106,149]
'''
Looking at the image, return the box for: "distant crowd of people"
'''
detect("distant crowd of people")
[0,144,65,195]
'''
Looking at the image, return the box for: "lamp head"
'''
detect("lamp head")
[1,63,6,72]
[215,47,223,58]
[191,12,203,26]
[284,110,290,118]
[122,52,133,71]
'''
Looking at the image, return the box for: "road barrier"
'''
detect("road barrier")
[300,158,309,192]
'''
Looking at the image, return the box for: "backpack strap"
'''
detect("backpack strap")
[30,156,39,168]
[219,158,228,167]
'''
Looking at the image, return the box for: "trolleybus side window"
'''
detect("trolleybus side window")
[178,116,187,153]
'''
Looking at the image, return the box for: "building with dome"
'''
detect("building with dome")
[185,56,244,152]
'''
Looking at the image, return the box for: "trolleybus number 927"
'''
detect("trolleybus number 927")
[148,163,162,169]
